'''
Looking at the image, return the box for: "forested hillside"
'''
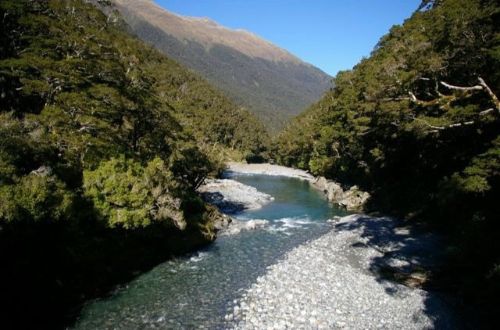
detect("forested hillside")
[110,0,332,132]
[0,0,266,328]
[274,0,499,322]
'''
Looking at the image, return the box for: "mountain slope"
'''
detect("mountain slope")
[274,0,499,323]
[0,0,267,327]
[111,0,332,131]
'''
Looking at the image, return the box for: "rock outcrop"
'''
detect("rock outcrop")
[312,177,370,211]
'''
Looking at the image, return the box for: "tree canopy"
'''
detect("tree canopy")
[274,0,499,321]
[0,0,266,327]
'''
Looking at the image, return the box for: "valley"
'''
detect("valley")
[0,0,498,329]
[111,0,332,131]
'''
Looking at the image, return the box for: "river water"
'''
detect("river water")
[74,173,347,329]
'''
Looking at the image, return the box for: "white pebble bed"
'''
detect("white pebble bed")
[226,215,455,330]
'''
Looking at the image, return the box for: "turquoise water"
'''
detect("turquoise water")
[74,174,347,329]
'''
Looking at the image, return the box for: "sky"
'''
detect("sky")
[154,0,422,77]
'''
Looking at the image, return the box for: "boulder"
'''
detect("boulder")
[312,177,329,191]
[325,181,344,202]
[213,214,232,231]
[313,177,343,203]
[338,186,370,211]
[312,178,369,211]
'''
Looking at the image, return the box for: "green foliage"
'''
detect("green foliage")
[274,0,500,320]
[0,1,247,326]
[83,157,184,230]
[458,137,500,193]
[0,0,246,253]
[138,44,271,160]
[0,0,265,231]
[168,143,213,190]
[276,0,499,199]
[0,172,74,224]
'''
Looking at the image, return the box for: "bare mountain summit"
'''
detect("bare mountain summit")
[111,0,332,131]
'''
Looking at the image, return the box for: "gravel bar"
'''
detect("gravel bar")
[226,162,315,181]
[225,214,456,330]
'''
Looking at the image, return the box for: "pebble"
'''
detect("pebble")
[226,214,456,329]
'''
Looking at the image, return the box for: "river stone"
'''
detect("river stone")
[228,214,457,330]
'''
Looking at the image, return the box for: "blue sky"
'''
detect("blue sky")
[154,0,421,77]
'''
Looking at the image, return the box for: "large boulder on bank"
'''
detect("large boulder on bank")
[313,177,344,202]
[326,182,344,202]
[313,177,369,211]
[338,186,370,211]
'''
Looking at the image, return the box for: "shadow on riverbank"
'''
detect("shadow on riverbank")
[0,223,213,330]
[334,215,462,329]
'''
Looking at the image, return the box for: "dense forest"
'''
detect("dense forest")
[274,0,499,323]
[0,0,267,328]
[1,0,499,328]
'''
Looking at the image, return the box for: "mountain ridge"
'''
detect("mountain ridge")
[111,0,332,131]
[113,0,303,64]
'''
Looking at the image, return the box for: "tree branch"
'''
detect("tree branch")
[409,91,418,102]
[410,114,475,132]
[479,108,495,116]
[408,91,453,108]
[411,115,445,131]
[478,77,500,113]
[440,81,483,91]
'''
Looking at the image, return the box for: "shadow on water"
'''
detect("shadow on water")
[335,215,462,329]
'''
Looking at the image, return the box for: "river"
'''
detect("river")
[74,172,347,329]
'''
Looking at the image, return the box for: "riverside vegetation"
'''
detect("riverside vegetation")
[0,0,268,328]
[0,0,499,328]
[274,0,499,324]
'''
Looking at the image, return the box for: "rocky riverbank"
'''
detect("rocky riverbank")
[198,178,276,236]
[226,163,369,211]
[195,164,456,328]
[311,177,370,212]
[198,179,274,214]
[225,214,456,329]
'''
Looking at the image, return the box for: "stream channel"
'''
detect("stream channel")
[74,172,347,329]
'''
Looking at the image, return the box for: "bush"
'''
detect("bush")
[0,171,74,224]
[83,157,185,230]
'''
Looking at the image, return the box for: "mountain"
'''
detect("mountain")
[110,0,332,131]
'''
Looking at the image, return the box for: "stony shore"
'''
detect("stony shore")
[199,179,274,214]
[226,215,456,329]
[200,163,455,329]
[226,162,315,181]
